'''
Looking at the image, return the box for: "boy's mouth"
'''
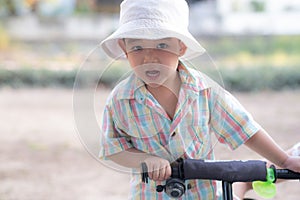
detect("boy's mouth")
[135,63,168,83]
[145,70,160,79]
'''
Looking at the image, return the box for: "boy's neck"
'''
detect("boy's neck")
[146,71,181,120]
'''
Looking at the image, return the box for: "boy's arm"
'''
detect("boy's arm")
[245,129,288,166]
[107,148,172,181]
[245,129,300,172]
[107,148,151,168]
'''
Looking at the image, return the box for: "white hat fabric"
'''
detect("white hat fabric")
[100,0,206,60]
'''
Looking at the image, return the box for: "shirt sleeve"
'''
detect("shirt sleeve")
[209,88,261,150]
[99,105,133,159]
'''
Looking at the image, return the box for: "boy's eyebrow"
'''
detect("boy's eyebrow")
[125,38,140,44]
[125,38,173,44]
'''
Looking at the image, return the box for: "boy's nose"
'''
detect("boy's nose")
[143,49,159,63]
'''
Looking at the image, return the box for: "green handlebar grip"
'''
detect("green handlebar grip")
[252,167,276,199]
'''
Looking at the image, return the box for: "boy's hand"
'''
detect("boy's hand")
[143,156,172,181]
[282,156,300,173]
[282,143,300,173]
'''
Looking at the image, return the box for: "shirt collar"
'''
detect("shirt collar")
[178,61,209,94]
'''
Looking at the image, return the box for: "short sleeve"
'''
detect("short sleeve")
[99,105,133,159]
[209,88,261,150]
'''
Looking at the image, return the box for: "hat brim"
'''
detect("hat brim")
[100,19,206,60]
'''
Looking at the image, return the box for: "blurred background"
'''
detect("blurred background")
[0,0,299,199]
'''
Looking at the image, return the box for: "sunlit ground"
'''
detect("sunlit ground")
[0,88,299,199]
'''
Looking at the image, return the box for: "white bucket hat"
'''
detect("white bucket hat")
[100,0,206,60]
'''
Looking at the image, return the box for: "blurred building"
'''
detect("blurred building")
[190,0,300,35]
[82,0,300,35]
[2,0,300,41]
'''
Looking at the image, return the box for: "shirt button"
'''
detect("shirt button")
[137,96,144,103]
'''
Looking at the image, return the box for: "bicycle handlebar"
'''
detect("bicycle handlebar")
[141,159,300,199]
[141,159,300,183]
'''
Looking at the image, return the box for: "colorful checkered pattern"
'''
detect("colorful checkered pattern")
[100,62,261,199]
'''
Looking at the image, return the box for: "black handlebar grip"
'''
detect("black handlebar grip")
[181,159,267,182]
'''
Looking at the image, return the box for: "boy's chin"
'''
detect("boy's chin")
[139,77,168,88]
[145,82,163,89]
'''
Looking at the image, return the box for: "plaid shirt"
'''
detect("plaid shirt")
[100,62,261,199]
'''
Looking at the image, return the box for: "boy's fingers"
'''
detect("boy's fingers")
[158,166,166,181]
[149,165,167,181]
[147,171,152,180]
[152,164,162,180]
[159,165,172,181]
[148,170,155,180]
[157,165,172,181]
[152,169,160,180]
[147,164,158,180]
[144,162,152,179]
[164,164,172,180]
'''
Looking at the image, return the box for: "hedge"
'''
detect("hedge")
[1,67,300,92]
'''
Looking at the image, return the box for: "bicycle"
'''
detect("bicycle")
[141,159,300,200]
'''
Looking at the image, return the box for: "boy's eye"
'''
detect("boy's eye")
[157,43,168,49]
[131,46,143,51]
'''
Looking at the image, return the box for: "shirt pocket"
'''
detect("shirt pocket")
[120,112,168,139]
[180,115,212,159]
[191,125,214,159]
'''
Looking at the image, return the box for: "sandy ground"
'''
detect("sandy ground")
[0,88,299,200]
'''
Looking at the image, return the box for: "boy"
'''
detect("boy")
[99,0,300,199]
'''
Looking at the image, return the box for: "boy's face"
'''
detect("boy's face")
[118,38,187,87]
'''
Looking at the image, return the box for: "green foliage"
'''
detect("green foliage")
[0,69,76,88]
[220,67,300,92]
[1,67,300,92]
[0,62,130,89]
[250,0,265,12]
[1,36,299,92]
[74,1,93,14]
[202,35,300,56]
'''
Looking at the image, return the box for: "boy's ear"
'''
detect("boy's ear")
[118,39,127,57]
[179,41,187,56]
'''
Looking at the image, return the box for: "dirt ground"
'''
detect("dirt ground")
[0,88,299,200]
